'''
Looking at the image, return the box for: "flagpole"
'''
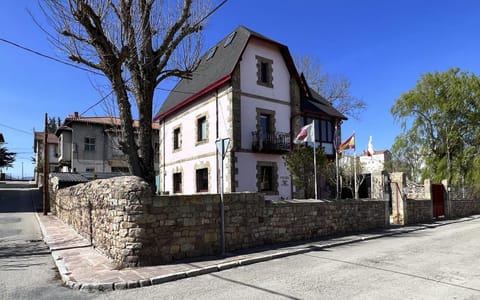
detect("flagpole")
[313,121,318,200]
[335,125,339,199]
[354,150,357,199]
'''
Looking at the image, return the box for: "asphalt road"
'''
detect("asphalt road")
[0,182,95,300]
[2,181,480,299]
[99,215,480,299]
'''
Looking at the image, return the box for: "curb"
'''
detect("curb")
[35,213,480,291]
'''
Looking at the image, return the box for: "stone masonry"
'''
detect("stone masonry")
[51,176,388,267]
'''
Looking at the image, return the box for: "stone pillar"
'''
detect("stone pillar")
[424,179,431,200]
[390,172,407,225]
[441,179,450,218]
[371,172,383,199]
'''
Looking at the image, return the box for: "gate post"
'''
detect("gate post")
[441,179,450,218]
[390,172,407,225]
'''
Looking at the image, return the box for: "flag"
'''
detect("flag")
[338,133,355,153]
[293,122,314,144]
[367,136,374,156]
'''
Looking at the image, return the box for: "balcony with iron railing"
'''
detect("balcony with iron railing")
[251,131,290,154]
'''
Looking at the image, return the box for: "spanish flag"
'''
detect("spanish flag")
[338,133,355,153]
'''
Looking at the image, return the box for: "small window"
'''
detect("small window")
[256,56,273,88]
[206,46,217,60]
[86,167,95,173]
[260,62,269,83]
[224,31,236,47]
[197,116,207,142]
[173,128,181,150]
[196,168,208,192]
[260,166,273,192]
[173,172,182,193]
[84,137,96,152]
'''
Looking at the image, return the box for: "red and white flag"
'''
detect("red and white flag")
[294,122,314,144]
[367,136,374,156]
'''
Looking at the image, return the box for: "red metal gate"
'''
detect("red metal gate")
[431,184,445,217]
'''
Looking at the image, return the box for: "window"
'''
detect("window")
[256,162,278,195]
[260,114,271,138]
[84,137,96,152]
[196,168,208,192]
[206,46,217,60]
[86,167,95,173]
[260,62,269,83]
[173,172,182,193]
[321,120,333,143]
[173,128,181,150]
[260,166,273,192]
[224,31,236,47]
[256,56,273,88]
[197,116,207,142]
[305,118,335,155]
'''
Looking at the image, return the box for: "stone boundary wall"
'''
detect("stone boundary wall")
[449,199,480,218]
[405,199,432,225]
[51,176,388,267]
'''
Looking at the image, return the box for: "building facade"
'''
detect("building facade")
[56,113,159,179]
[33,132,60,184]
[155,26,346,199]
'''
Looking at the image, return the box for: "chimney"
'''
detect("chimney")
[74,112,79,119]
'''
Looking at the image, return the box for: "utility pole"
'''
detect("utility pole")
[43,113,49,215]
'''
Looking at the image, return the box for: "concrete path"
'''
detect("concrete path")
[35,212,480,292]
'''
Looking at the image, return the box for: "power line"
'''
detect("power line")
[0,38,105,76]
[79,0,229,115]
[0,122,32,135]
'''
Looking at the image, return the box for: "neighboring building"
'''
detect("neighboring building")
[33,132,60,184]
[155,26,346,199]
[359,150,392,174]
[55,113,160,179]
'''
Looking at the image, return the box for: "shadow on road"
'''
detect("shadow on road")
[0,188,42,213]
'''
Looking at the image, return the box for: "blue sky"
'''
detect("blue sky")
[1,1,480,178]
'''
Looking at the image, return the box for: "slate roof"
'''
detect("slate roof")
[155,25,299,121]
[154,25,346,121]
[301,88,347,120]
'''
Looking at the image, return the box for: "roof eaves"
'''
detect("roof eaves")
[154,74,231,122]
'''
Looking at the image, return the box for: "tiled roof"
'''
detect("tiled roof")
[34,132,59,144]
[63,115,160,129]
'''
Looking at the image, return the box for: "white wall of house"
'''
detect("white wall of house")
[240,39,291,100]
[159,37,294,198]
[237,37,292,199]
[160,86,232,195]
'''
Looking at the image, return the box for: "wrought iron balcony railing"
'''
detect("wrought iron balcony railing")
[251,131,290,154]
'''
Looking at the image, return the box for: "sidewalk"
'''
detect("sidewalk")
[35,212,480,291]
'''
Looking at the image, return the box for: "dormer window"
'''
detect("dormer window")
[206,46,217,60]
[224,31,236,47]
[256,55,273,88]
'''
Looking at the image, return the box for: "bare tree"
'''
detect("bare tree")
[40,0,211,188]
[295,55,366,120]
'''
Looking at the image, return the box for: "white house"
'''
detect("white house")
[56,113,159,180]
[359,150,392,174]
[155,26,346,199]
